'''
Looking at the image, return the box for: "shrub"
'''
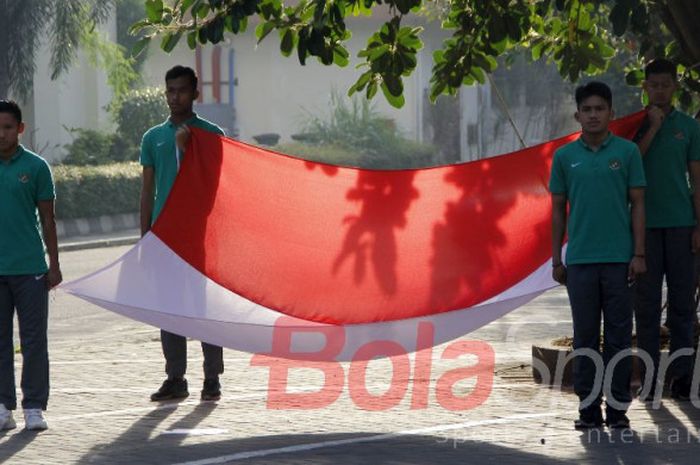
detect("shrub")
[110,87,169,149]
[62,128,138,165]
[296,93,436,168]
[53,162,141,219]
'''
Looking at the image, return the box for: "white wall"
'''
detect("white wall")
[25,15,117,162]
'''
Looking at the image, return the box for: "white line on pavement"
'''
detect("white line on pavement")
[170,412,559,465]
[49,380,543,423]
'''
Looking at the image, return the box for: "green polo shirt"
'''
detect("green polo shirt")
[0,145,55,275]
[549,133,646,265]
[140,114,224,223]
[642,109,700,228]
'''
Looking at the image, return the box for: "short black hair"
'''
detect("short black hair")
[0,100,22,123]
[644,58,677,80]
[165,65,198,91]
[574,81,612,109]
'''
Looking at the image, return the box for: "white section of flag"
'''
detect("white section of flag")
[62,233,559,360]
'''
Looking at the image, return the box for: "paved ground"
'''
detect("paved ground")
[1,240,699,464]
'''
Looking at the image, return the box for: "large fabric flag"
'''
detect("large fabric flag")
[62,112,646,360]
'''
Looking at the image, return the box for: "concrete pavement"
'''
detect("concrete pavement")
[1,237,699,464]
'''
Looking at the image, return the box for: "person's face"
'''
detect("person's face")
[0,112,24,156]
[165,75,199,117]
[643,73,677,108]
[575,95,612,135]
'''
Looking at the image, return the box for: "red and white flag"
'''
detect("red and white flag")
[62,112,645,360]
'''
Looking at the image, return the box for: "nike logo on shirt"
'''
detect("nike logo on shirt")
[571,162,582,168]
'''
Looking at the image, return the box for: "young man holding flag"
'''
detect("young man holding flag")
[633,58,700,401]
[140,66,226,402]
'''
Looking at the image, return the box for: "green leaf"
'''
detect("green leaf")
[280,29,295,56]
[366,79,378,99]
[609,2,631,37]
[470,67,485,84]
[333,47,349,67]
[196,4,211,19]
[313,0,327,26]
[487,16,506,43]
[383,73,403,96]
[630,4,649,32]
[625,68,644,86]
[187,31,197,49]
[429,81,446,101]
[131,37,151,57]
[256,21,276,43]
[161,31,183,52]
[381,81,405,108]
[180,0,197,16]
[298,26,309,65]
[349,71,372,95]
[206,17,225,43]
[145,0,164,22]
[365,44,390,60]
[504,15,521,42]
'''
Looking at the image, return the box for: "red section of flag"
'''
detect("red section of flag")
[152,112,646,324]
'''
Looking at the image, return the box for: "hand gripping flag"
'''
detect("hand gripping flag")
[62,112,646,361]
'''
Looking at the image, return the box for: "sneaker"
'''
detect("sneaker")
[150,378,189,402]
[0,404,16,431]
[23,409,48,431]
[605,407,630,429]
[201,378,221,401]
[574,405,603,430]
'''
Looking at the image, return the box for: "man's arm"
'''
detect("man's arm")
[628,187,646,280]
[551,193,567,284]
[37,200,62,289]
[140,166,155,236]
[689,160,700,252]
[636,107,665,156]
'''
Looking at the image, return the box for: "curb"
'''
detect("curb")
[58,235,140,252]
[57,213,139,239]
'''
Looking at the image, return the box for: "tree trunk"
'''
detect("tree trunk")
[0,0,7,99]
[660,0,700,67]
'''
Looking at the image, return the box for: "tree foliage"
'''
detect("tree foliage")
[132,0,700,109]
[0,0,137,100]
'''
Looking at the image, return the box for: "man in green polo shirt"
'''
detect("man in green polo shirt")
[633,58,700,402]
[140,66,226,402]
[0,100,62,431]
[550,82,646,429]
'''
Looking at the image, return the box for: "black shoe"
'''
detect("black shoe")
[201,378,221,401]
[605,407,630,429]
[636,385,659,403]
[574,405,603,430]
[150,378,189,401]
[670,378,691,401]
